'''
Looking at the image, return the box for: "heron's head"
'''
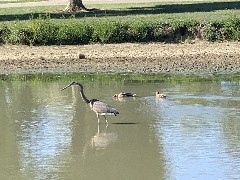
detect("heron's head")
[61,82,83,91]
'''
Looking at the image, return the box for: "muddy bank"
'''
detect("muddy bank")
[0,42,239,75]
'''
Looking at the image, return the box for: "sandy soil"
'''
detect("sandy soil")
[0,41,239,75]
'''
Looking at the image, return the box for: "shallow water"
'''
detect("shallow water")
[0,78,239,180]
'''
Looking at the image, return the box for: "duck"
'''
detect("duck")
[113,92,137,98]
[156,91,167,99]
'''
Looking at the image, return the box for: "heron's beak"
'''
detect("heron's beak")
[61,85,71,91]
[61,82,75,91]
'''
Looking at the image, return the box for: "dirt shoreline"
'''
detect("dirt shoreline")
[0,41,240,75]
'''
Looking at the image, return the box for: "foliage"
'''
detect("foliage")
[4,17,59,45]
[0,16,240,45]
[204,17,240,41]
[0,0,240,44]
[128,21,155,42]
[57,20,93,45]
[171,20,199,41]
[91,20,130,43]
[223,16,240,40]
[0,24,10,43]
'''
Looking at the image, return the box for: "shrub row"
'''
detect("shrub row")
[0,17,240,45]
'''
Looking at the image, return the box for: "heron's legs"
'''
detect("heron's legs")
[103,115,109,124]
[97,123,100,134]
[97,114,100,124]
[96,114,108,125]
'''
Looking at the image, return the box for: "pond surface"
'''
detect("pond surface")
[0,77,240,180]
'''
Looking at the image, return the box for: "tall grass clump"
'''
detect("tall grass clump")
[171,20,199,41]
[0,24,10,44]
[27,17,59,45]
[204,21,225,41]
[2,21,39,45]
[223,17,240,40]
[205,17,240,41]
[0,16,240,45]
[57,20,93,45]
[92,20,130,43]
[128,21,155,42]
[152,23,175,42]
[5,17,59,45]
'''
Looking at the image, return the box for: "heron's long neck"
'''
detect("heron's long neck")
[79,87,90,104]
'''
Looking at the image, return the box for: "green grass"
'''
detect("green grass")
[0,1,240,44]
[0,73,239,82]
[0,1,240,22]
[0,0,45,4]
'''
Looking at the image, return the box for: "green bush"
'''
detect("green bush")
[153,23,175,42]
[57,22,93,45]
[128,21,155,42]
[171,20,199,41]
[0,16,239,45]
[27,18,59,45]
[3,22,26,44]
[92,20,130,43]
[223,17,240,40]
[0,25,10,44]
[205,22,225,41]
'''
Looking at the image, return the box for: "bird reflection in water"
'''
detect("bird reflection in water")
[81,124,118,157]
[91,124,118,150]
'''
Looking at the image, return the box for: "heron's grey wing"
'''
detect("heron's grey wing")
[92,101,118,115]
[92,101,111,113]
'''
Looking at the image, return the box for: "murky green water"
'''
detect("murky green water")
[0,76,240,180]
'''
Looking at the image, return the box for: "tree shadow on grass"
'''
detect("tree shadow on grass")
[0,1,240,21]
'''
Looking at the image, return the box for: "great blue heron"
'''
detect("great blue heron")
[113,92,137,98]
[62,82,119,124]
[156,91,167,99]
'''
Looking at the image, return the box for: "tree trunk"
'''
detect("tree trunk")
[64,0,87,12]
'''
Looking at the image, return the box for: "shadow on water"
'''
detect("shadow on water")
[1,1,240,21]
[111,122,139,125]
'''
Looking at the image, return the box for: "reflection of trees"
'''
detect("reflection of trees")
[19,82,73,179]
[0,82,22,178]
[0,82,74,179]
[223,115,240,158]
[147,79,240,179]
[221,80,240,159]
[0,81,41,178]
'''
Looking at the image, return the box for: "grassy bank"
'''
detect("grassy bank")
[0,16,239,45]
[0,72,239,82]
[0,1,240,45]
